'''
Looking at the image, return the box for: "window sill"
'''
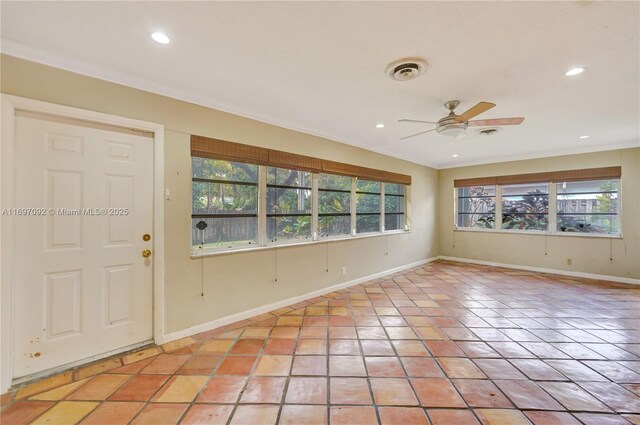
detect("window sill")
[191,229,410,258]
[453,227,623,239]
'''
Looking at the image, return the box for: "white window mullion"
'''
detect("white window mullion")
[312,173,319,240]
[381,183,386,232]
[258,165,267,246]
[350,177,357,236]
[495,185,503,230]
[453,187,458,230]
[617,179,623,236]
[405,184,411,231]
[548,182,557,233]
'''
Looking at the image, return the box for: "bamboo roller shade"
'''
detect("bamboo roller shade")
[191,134,412,185]
[454,166,622,188]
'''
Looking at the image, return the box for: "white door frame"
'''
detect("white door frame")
[0,94,165,393]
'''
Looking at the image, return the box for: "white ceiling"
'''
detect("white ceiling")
[1,1,638,169]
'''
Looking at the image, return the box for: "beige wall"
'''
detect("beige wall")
[438,148,640,280]
[1,55,438,334]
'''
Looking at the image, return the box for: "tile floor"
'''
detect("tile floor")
[2,260,640,424]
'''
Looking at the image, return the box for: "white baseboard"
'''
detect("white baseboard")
[163,257,437,343]
[437,255,640,286]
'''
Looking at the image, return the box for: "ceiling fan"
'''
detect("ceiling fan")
[399,100,524,139]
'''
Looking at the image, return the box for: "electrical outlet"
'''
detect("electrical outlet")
[341,266,347,275]
[566,258,573,266]
[427,248,430,254]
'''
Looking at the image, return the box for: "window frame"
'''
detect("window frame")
[191,159,260,250]
[265,166,313,244]
[355,179,383,235]
[555,179,621,236]
[454,178,622,238]
[500,182,549,233]
[317,173,353,240]
[383,183,406,232]
[455,185,497,229]
[191,157,410,255]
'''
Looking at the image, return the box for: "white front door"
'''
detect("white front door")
[12,111,154,379]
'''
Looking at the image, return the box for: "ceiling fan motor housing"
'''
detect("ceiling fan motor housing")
[437,119,468,137]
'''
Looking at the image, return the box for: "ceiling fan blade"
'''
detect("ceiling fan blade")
[468,117,525,126]
[455,102,496,122]
[400,128,437,140]
[398,119,439,124]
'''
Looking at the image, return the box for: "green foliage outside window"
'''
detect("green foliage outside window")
[267,167,311,241]
[385,183,405,231]
[192,160,408,248]
[557,180,619,234]
[356,180,381,233]
[319,174,351,237]
[192,158,258,215]
[502,188,549,231]
[192,158,259,247]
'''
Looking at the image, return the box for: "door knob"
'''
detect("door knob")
[142,249,152,258]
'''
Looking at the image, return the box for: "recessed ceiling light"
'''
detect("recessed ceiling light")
[151,32,171,44]
[565,67,585,76]
[376,123,385,129]
[452,154,459,158]
[579,135,589,139]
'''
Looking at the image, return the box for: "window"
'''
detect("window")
[385,183,405,231]
[456,185,496,228]
[266,167,312,242]
[502,182,548,231]
[318,173,352,237]
[190,136,412,253]
[454,167,622,237]
[356,180,381,233]
[557,179,619,234]
[192,158,258,248]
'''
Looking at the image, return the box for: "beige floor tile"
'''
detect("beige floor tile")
[199,339,235,353]
[31,401,99,425]
[253,355,293,376]
[30,379,89,401]
[152,376,209,403]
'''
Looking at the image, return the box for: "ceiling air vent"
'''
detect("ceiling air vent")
[479,128,500,136]
[386,58,427,81]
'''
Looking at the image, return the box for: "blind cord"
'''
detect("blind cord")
[200,230,205,298]
[610,238,613,263]
[326,242,329,272]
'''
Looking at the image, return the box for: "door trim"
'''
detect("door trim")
[0,94,165,393]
